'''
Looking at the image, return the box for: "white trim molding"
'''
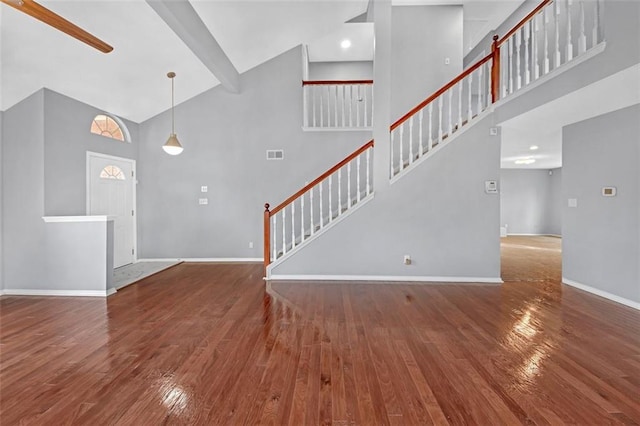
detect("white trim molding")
[42,215,115,223]
[137,258,262,263]
[562,278,640,311]
[268,275,503,284]
[1,289,115,297]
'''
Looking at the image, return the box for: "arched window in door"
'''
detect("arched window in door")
[90,114,130,142]
[99,165,126,180]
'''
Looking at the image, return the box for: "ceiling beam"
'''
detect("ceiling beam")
[146,0,241,93]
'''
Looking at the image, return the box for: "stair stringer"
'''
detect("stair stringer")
[269,113,503,282]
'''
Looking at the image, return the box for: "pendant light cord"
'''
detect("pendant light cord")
[171,76,175,134]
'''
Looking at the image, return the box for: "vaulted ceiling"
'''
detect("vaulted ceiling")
[0,0,523,123]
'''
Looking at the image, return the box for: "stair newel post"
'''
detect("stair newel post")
[263,203,270,277]
[491,34,501,104]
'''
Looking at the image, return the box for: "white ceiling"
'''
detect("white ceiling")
[500,63,640,169]
[0,0,522,123]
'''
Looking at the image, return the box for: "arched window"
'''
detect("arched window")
[100,165,126,180]
[90,114,129,142]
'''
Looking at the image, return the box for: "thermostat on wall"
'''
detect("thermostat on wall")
[602,187,617,197]
[485,180,498,194]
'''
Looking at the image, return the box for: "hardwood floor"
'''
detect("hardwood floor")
[1,238,639,425]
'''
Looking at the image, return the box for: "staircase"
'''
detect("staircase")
[263,0,605,278]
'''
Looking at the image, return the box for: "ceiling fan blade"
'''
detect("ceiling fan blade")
[1,0,113,53]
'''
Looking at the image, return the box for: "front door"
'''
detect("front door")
[87,152,136,268]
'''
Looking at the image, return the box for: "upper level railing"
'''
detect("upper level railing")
[303,80,374,130]
[264,140,374,274]
[390,0,604,179]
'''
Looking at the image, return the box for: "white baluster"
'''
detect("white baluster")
[508,37,514,94]
[554,0,561,68]
[524,21,531,85]
[310,186,314,236]
[399,124,404,171]
[428,103,433,151]
[312,86,317,127]
[363,86,369,127]
[457,81,462,129]
[300,194,305,242]
[282,209,286,255]
[438,96,443,144]
[516,29,522,90]
[319,181,324,228]
[356,85,361,127]
[578,0,587,54]
[347,162,352,208]
[357,156,361,202]
[566,0,574,61]
[448,89,453,136]
[534,13,540,80]
[502,46,508,98]
[338,169,342,215]
[418,109,424,157]
[409,117,414,165]
[544,6,550,75]
[468,73,473,122]
[348,85,354,127]
[334,85,339,127]
[478,64,483,113]
[390,129,395,177]
[291,203,295,248]
[366,148,371,195]
[319,86,324,127]
[341,85,346,127]
[328,176,332,222]
[592,0,601,47]
[272,215,276,259]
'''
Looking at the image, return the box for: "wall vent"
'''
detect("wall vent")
[266,149,284,160]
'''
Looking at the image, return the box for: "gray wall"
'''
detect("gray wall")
[44,89,139,216]
[391,5,463,121]
[2,90,48,290]
[547,167,562,235]
[0,111,3,291]
[308,61,373,80]
[500,168,562,235]
[137,46,372,259]
[563,104,639,303]
[272,113,501,279]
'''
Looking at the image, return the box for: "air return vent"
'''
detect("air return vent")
[266,149,284,160]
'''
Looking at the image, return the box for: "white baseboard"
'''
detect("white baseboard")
[268,274,503,284]
[507,233,561,237]
[562,278,640,310]
[137,258,262,263]
[1,289,113,297]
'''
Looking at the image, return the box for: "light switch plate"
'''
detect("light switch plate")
[201,186,208,193]
[199,198,208,205]
[568,198,578,208]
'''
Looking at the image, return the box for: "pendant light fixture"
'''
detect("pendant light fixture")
[163,71,184,155]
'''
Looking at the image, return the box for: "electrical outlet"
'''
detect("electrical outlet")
[403,255,412,265]
[444,57,450,65]
[249,242,254,249]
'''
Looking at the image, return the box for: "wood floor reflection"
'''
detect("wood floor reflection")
[1,240,639,425]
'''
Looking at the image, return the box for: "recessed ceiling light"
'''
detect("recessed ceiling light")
[341,39,351,49]
[515,158,536,165]
[529,145,539,150]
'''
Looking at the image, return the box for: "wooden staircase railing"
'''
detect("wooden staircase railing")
[264,140,374,275]
[390,0,604,179]
[303,80,374,129]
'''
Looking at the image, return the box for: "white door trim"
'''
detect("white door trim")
[86,151,138,263]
